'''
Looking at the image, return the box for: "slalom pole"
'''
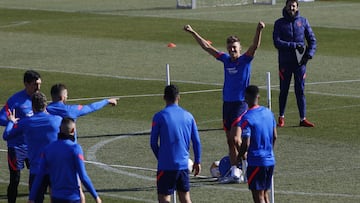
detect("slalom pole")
[166,64,171,86]
[166,64,177,203]
[267,72,275,203]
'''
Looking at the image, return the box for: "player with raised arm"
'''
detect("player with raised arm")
[184,22,265,183]
[0,70,41,203]
[239,85,277,203]
[28,118,102,203]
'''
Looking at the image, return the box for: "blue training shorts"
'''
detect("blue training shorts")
[157,170,190,195]
[223,101,248,131]
[247,166,274,191]
[7,146,28,171]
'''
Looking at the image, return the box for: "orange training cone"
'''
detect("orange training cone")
[167,43,176,48]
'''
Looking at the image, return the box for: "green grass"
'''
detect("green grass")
[0,0,359,202]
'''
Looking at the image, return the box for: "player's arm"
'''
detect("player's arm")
[71,98,118,118]
[0,102,11,126]
[304,18,316,59]
[75,145,101,201]
[150,114,160,159]
[238,119,250,158]
[246,21,265,57]
[191,118,202,176]
[183,24,219,58]
[3,109,21,141]
[273,127,277,148]
[28,153,46,202]
[239,137,250,158]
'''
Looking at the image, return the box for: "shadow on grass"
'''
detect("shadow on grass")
[95,186,156,193]
[0,193,28,200]
[79,128,223,139]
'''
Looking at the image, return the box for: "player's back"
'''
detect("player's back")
[44,139,82,199]
[24,112,62,174]
[156,104,194,170]
[242,106,276,166]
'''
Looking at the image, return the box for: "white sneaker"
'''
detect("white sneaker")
[218,167,244,184]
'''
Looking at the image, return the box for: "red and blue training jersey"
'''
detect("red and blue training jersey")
[216,52,253,102]
[29,139,98,201]
[4,112,62,174]
[0,89,34,147]
[150,104,201,170]
[240,105,276,167]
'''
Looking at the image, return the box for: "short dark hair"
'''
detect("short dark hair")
[24,70,41,84]
[164,85,179,103]
[286,0,298,6]
[245,85,259,99]
[58,117,76,140]
[51,83,67,100]
[32,92,47,112]
[226,35,240,44]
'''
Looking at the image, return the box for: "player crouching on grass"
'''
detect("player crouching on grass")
[28,118,102,203]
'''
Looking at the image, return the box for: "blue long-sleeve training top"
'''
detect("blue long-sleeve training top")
[0,89,34,147]
[4,111,62,174]
[29,139,98,201]
[150,104,201,170]
[46,99,109,141]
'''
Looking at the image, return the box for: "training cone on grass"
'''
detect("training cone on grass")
[167,42,176,48]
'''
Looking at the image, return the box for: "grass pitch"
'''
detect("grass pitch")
[0,0,359,202]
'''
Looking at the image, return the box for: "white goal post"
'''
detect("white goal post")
[176,0,276,9]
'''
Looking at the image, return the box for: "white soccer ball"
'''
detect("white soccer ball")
[188,159,194,173]
[210,161,220,178]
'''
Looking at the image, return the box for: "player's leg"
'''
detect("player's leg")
[157,170,176,203]
[247,166,271,203]
[278,66,293,126]
[7,147,25,203]
[251,190,266,203]
[294,65,314,127]
[29,173,49,203]
[158,194,171,203]
[176,170,191,203]
[223,101,247,182]
[294,64,306,119]
[7,169,20,203]
[178,191,191,203]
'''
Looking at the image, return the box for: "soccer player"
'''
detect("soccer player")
[150,85,202,203]
[238,85,277,203]
[4,92,62,203]
[184,21,265,182]
[28,118,102,203]
[46,83,117,202]
[273,0,317,127]
[47,83,118,141]
[0,70,41,203]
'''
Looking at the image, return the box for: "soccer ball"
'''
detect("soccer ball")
[210,161,221,178]
[188,158,194,173]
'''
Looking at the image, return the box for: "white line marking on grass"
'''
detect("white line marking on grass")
[0,21,31,28]
[0,65,222,86]
[97,193,157,203]
[86,133,155,181]
[67,89,222,102]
